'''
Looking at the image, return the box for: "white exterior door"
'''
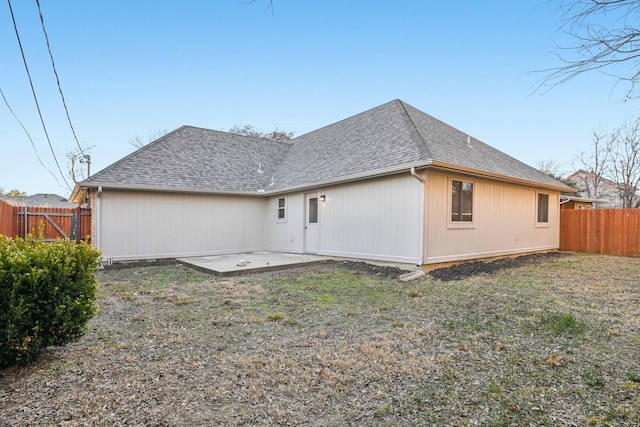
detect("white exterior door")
[304,193,320,253]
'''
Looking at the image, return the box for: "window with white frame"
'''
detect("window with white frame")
[277,197,286,222]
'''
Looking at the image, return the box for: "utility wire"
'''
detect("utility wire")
[7,0,71,189]
[1,87,64,188]
[35,0,85,157]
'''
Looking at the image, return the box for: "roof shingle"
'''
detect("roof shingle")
[78,100,569,194]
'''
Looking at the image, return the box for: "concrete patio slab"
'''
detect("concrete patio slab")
[178,251,418,277]
[177,252,328,276]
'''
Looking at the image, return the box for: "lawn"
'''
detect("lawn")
[1,253,639,426]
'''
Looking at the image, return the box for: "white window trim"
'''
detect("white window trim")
[276,197,287,223]
[447,177,476,229]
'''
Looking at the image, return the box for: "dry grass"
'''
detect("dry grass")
[1,254,639,426]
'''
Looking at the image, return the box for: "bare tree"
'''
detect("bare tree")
[246,0,274,14]
[539,0,640,100]
[536,158,567,180]
[128,129,168,150]
[572,120,640,207]
[573,130,613,199]
[227,125,294,142]
[67,144,94,184]
[610,118,640,207]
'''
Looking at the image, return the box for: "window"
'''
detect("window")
[277,197,286,222]
[537,193,549,223]
[451,180,473,222]
[308,197,318,224]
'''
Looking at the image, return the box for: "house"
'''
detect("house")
[566,170,638,209]
[70,100,573,266]
[559,195,606,210]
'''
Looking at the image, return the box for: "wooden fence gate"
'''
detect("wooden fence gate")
[0,205,91,242]
[559,209,640,256]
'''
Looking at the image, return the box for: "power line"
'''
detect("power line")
[0,87,64,188]
[7,0,71,189]
[35,0,86,158]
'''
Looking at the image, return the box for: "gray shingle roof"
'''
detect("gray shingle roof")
[399,101,566,188]
[270,100,430,189]
[82,126,291,193]
[77,100,569,195]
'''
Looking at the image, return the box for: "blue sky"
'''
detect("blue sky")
[1,0,639,196]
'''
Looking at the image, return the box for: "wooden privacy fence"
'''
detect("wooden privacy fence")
[560,209,640,256]
[0,205,91,242]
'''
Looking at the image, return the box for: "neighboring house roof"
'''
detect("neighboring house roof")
[560,195,608,204]
[0,193,77,208]
[72,100,572,201]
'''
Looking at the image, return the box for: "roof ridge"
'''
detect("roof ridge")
[291,99,402,141]
[396,100,432,161]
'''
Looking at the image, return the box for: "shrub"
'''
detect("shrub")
[0,235,101,367]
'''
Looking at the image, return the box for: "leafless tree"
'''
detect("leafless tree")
[67,144,94,184]
[128,129,168,150]
[227,124,294,142]
[610,118,640,207]
[573,130,613,198]
[539,0,640,100]
[246,0,274,14]
[573,120,640,207]
[536,158,567,180]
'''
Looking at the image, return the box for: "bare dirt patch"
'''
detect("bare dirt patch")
[1,254,639,426]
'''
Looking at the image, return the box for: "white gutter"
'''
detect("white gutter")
[72,158,575,202]
[427,160,575,193]
[410,166,425,183]
[96,186,102,251]
[266,161,431,195]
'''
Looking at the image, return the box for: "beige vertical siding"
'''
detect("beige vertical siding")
[423,171,560,264]
[266,192,305,253]
[320,174,423,264]
[97,190,266,261]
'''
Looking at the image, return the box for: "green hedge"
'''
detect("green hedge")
[0,235,101,367]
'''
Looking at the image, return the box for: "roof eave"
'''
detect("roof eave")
[69,184,85,204]
[428,160,577,193]
[71,159,576,201]
[264,161,431,195]
[561,196,609,204]
[70,182,267,199]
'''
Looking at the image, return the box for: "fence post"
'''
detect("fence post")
[23,208,28,239]
[72,211,78,241]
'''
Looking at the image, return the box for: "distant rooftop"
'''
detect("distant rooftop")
[0,193,77,208]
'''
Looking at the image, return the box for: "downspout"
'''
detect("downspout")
[410,168,425,268]
[410,167,424,183]
[96,186,102,263]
